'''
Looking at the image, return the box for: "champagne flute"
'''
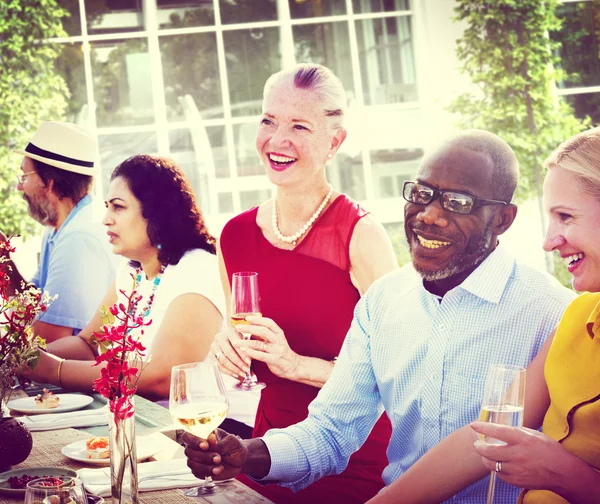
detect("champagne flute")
[479,364,526,504]
[170,361,230,496]
[230,271,265,391]
[25,476,87,504]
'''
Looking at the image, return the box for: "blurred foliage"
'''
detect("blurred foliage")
[450,0,589,203]
[384,222,411,268]
[0,0,69,237]
[552,253,575,291]
[550,0,600,125]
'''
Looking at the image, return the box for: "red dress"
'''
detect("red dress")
[220,195,392,504]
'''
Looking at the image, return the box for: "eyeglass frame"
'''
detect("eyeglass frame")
[402,180,508,215]
[16,170,36,185]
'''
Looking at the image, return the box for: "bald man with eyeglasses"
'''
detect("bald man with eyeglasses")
[182,130,575,504]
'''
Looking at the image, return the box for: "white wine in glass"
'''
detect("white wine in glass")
[480,364,526,504]
[230,271,265,391]
[170,361,230,496]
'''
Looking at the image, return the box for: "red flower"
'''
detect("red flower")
[1,237,54,407]
[91,269,152,423]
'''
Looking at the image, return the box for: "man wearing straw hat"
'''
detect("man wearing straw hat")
[0,121,116,342]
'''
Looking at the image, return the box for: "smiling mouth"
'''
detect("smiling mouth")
[416,234,452,249]
[268,153,296,167]
[564,253,584,267]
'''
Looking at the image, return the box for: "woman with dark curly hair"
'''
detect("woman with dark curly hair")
[22,155,224,400]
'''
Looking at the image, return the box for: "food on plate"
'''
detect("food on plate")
[7,474,65,489]
[85,436,110,459]
[34,389,60,409]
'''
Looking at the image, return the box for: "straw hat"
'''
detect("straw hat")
[15,121,98,176]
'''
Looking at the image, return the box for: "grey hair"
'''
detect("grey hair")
[544,127,600,199]
[447,129,519,203]
[263,63,346,129]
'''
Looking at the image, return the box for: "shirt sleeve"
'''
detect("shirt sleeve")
[260,290,385,491]
[162,250,226,317]
[30,230,50,288]
[40,231,115,331]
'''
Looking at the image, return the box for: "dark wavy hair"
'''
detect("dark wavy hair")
[111,155,216,266]
[32,158,93,203]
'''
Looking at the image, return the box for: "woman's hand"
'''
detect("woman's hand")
[471,422,568,492]
[19,350,60,384]
[210,326,251,380]
[233,315,300,380]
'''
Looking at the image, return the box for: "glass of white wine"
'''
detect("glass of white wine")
[170,361,230,496]
[479,363,526,504]
[230,271,265,391]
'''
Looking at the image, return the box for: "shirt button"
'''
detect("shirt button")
[439,324,445,330]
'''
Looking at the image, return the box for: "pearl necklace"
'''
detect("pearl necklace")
[272,185,333,246]
[129,264,166,322]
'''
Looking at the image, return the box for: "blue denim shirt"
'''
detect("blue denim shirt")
[31,194,117,333]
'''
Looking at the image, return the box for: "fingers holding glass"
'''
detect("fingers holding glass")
[211,329,250,379]
[170,362,230,496]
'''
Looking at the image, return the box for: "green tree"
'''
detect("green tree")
[450,0,587,202]
[0,0,69,237]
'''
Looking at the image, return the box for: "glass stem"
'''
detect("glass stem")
[241,332,254,387]
[486,471,497,504]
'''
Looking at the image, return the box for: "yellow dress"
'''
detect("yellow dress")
[519,292,600,504]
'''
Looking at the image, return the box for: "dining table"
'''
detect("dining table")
[0,385,274,504]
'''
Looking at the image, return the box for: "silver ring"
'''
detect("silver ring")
[263,342,267,352]
[495,461,502,473]
[215,351,222,361]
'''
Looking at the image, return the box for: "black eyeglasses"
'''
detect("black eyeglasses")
[402,181,508,215]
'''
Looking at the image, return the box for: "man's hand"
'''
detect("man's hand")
[183,429,247,481]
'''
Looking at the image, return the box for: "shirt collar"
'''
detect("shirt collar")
[586,298,600,339]
[48,194,92,244]
[457,245,515,304]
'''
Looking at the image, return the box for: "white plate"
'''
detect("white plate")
[61,433,170,466]
[7,394,94,414]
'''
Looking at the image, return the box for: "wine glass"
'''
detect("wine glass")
[25,476,87,504]
[479,364,526,504]
[230,271,265,391]
[170,361,230,496]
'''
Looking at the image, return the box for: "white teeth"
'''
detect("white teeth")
[417,235,451,249]
[564,253,584,267]
[269,154,295,163]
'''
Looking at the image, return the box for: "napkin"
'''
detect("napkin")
[78,458,199,497]
[17,406,109,431]
[222,374,260,427]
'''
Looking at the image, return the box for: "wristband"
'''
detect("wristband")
[57,358,65,387]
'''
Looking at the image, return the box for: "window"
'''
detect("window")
[49,0,421,226]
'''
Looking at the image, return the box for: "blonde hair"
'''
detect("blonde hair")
[544,127,600,199]
[263,63,346,130]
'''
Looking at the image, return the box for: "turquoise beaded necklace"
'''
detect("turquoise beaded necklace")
[130,263,166,320]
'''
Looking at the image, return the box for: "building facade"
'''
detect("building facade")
[48,0,598,244]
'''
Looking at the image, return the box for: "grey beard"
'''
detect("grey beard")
[415,249,488,282]
[412,219,495,282]
[25,194,58,227]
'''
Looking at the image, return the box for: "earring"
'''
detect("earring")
[327,153,333,159]
[157,244,162,251]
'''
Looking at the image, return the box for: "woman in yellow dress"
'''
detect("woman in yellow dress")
[367,127,600,504]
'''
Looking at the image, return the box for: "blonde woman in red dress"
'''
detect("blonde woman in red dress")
[209,63,399,504]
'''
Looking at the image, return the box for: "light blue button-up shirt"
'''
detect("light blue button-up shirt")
[262,245,575,503]
[31,194,117,333]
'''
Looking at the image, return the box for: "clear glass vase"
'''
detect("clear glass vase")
[109,398,138,504]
